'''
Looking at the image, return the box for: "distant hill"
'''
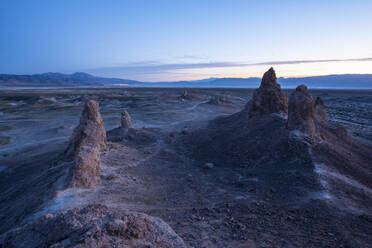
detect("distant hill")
[1,72,372,89]
[151,77,261,88]
[146,75,372,89]
[162,74,372,89]
[278,74,372,89]
[0,72,139,87]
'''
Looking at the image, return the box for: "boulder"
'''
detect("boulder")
[121,110,132,129]
[1,204,186,248]
[64,100,107,159]
[248,67,288,116]
[70,146,100,188]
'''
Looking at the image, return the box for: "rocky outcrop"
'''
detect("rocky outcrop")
[179,89,200,101]
[182,90,188,98]
[208,96,232,106]
[314,96,328,123]
[121,110,132,129]
[107,111,159,145]
[64,100,107,159]
[70,146,100,188]
[287,85,328,138]
[63,100,107,188]
[247,67,288,116]
[1,204,186,248]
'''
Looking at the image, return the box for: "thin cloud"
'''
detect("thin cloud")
[90,62,245,74]
[253,57,372,66]
[89,57,372,77]
[171,55,209,60]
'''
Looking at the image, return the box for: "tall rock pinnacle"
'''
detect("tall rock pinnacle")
[64,100,107,159]
[71,146,100,188]
[287,85,329,138]
[121,110,132,129]
[247,67,288,116]
[314,96,329,123]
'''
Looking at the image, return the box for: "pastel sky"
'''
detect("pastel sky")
[1,0,372,81]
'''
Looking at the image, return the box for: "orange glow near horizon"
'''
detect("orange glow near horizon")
[147,60,372,82]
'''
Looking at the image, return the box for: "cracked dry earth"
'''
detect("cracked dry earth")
[39,116,372,248]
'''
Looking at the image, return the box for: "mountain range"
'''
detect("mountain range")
[1,72,372,89]
[0,72,138,87]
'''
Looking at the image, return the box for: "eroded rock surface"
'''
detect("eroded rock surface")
[182,90,188,98]
[208,96,232,106]
[107,112,159,146]
[247,67,288,116]
[314,96,328,123]
[64,100,107,159]
[121,110,132,129]
[70,146,100,188]
[1,204,186,248]
[287,85,329,138]
[287,85,318,137]
[179,89,200,101]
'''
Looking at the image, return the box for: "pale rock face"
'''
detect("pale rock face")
[248,67,288,116]
[1,204,186,248]
[64,100,107,159]
[287,85,329,138]
[121,110,132,129]
[71,146,100,188]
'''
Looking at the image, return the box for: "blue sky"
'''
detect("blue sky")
[1,0,372,81]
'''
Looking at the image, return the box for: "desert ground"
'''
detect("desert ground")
[0,83,371,247]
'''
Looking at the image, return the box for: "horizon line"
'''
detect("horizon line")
[2,71,372,83]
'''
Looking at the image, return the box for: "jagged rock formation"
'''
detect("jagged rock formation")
[63,100,107,188]
[287,85,318,137]
[121,110,132,129]
[179,89,200,101]
[64,100,107,159]
[107,111,159,145]
[208,96,232,106]
[202,70,372,214]
[70,146,100,188]
[1,204,186,248]
[287,85,328,138]
[247,67,288,116]
[314,96,328,123]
